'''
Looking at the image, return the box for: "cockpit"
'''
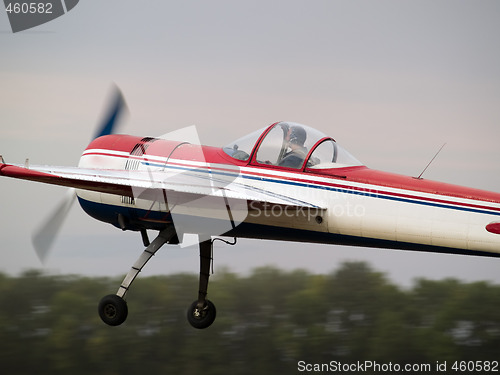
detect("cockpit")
[223,121,362,170]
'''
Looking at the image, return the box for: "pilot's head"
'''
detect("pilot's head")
[288,126,307,147]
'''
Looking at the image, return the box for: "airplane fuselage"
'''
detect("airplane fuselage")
[77,134,500,258]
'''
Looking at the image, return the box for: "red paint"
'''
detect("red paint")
[486,222,500,234]
[84,134,500,207]
[86,134,142,153]
[0,164,55,179]
[313,166,500,205]
[0,163,134,197]
[86,135,231,165]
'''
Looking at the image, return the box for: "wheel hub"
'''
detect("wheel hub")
[103,304,117,319]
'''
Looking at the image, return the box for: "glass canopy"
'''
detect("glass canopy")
[223,121,362,170]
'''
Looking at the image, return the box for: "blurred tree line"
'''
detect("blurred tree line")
[0,261,499,374]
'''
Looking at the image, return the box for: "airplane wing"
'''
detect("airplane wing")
[0,161,324,210]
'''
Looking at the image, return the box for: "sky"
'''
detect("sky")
[1,0,500,287]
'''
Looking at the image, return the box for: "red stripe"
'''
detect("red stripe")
[83,135,500,210]
[239,168,500,213]
[81,148,500,213]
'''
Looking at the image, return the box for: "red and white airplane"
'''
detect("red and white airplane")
[1,90,500,329]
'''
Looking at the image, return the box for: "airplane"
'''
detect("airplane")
[1,89,500,329]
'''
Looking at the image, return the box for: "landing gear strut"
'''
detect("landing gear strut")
[186,239,216,329]
[97,227,176,327]
[97,229,218,329]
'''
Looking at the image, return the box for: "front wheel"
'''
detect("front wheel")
[186,300,216,329]
[98,294,128,326]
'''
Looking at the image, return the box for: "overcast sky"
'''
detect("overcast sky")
[1,1,500,286]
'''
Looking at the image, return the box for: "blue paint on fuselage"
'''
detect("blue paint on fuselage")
[77,197,500,258]
[77,196,170,231]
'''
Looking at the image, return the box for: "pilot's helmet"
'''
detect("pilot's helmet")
[289,126,307,146]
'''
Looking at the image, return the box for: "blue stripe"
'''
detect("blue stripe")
[141,161,500,217]
[77,196,500,259]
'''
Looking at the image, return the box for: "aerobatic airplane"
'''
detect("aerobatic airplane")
[1,89,500,329]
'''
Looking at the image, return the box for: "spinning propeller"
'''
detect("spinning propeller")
[32,85,128,263]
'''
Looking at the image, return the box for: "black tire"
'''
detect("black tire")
[98,294,128,326]
[186,299,216,329]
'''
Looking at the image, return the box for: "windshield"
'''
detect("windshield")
[307,139,362,169]
[222,127,264,161]
[223,121,362,169]
[256,122,328,169]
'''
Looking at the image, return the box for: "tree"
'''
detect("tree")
[1,262,499,374]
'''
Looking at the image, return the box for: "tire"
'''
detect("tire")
[98,294,128,326]
[186,299,216,329]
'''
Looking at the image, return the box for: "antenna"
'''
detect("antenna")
[415,143,446,180]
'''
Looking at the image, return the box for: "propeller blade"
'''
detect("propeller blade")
[92,85,128,140]
[32,189,76,263]
[32,85,128,263]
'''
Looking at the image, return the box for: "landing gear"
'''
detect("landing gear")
[98,294,128,326]
[187,299,216,329]
[98,227,176,327]
[97,228,218,329]
[186,239,216,329]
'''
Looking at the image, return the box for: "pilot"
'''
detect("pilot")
[278,125,307,168]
